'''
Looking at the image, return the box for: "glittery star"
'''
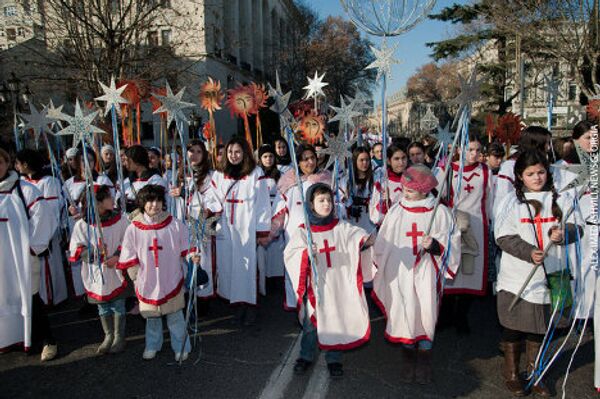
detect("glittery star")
[20,103,53,143]
[303,71,329,101]
[366,42,401,81]
[436,122,454,147]
[95,77,129,117]
[329,96,361,129]
[152,82,195,127]
[46,99,64,121]
[56,100,105,147]
[318,131,356,171]
[419,105,439,131]
[268,71,294,127]
[450,69,482,110]
[557,147,593,193]
[540,75,562,104]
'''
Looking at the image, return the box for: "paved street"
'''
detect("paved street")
[1,281,596,399]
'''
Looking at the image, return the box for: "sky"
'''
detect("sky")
[306,0,467,102]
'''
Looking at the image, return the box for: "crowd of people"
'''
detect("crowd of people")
[0,119,598,396]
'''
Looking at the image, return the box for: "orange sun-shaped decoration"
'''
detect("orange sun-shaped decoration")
[200,77,224,113]
[249,82,268,114]
[494,112,522,145]
[225,85,255,118]
[298,114,326,145]
[586,99,600,123]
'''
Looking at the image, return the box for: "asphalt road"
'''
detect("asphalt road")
[1,279,596,399]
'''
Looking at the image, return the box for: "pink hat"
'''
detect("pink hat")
[400,164,437,194]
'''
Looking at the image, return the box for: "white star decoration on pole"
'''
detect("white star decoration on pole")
[152,82,195,127]
[420,104,439,131]
[329,96,361,130]
[268,71,294,128]
[366,42,401,82]
[20,103,53,143]
[451,69,483,110]
[56,100,105,147]
[436,122,454,147]
[318,131,356,171]
[95,77,129,117]
[303,71,329,101]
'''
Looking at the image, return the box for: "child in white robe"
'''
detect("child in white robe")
[69,185,129,354]
[118,185,192,361]
[373,165,460,384]
[369,144,408,225]
[284,183,373,378]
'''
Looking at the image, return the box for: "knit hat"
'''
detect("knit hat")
[400,164,437,194]
[258,144,275,158]
[65,147,79,158]
[101,144,114,154]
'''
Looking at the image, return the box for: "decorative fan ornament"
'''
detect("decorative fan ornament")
[298,114,326,145]
[493,112,522,156]
[249,82,269,148]
[485,114,496,143]
[226,85,255,150]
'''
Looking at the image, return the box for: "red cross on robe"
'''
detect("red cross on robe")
[520,215,558,250]
[318,239,336,268]
[225,191,244,225]
[148,238,163,268]
[406,222,424,264]
[464,183,474,193]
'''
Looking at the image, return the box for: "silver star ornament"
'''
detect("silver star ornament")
[450,68,483,110]
[318,131,356,171]
[436,122,454,147]
[20,103,53,143]
[268,71,294,128]
[366,42,401,82]
[95,77,129,117]
[56,100,105,147]
[329,96,361,130]
[303,71,329,101]
[152,82,195,127]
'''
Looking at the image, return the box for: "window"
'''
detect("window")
[568,83,577,101]
[6,28,16,41]
[161,29,171,46]
[4,6,17,17]
[17,27,25,36]
[148,31,158,47]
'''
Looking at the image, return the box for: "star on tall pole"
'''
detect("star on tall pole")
[366,42,401,82]
[329,95,361,130]
[20,103,53,144]
[450,68,483,111]
[269,71,294,128]
[318,131,356,172]
[152,82,195,127]
[303,71,328,111]
[56,100,105,147]
[95,77,129,117]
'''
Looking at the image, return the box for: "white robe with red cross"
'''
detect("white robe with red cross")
[442,162,492,296]
[23,175,68,305]
[69,213,129,302]
[118,214,189,306]
[122,173,167,203]
[345,180,377,283]
[369,168,404,225]
[284,219,371,350]
[0,172,55,351]
[206,167,272,305]
[494,190,579,304]
[372,195,460,344]
[187,172,217,299]
[493,158,516,221]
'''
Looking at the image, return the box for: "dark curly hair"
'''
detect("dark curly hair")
[136,184,167,213]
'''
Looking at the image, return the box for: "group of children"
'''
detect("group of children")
[0,119,598,396]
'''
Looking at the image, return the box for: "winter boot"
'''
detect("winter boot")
[526,340,551,397]
[109,314,126,353]
[97,315,114,355]
[503,341,527,396]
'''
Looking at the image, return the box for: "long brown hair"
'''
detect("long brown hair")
[352,146,372,191]
[514,150,562,222]
[187,139,211,188]
[220,136,256,179]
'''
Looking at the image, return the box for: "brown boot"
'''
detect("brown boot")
[399,347,416,383]
[526,340,551,397]
[415,349,432,385]
[502,341,527,396]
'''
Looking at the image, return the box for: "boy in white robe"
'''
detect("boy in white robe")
[284,183,373,378]
[69,185,130,354]
[373,165,460,384]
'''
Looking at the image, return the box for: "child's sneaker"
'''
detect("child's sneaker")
[175,352,189,362]
[142,349,157,360]
[40,344,58,362]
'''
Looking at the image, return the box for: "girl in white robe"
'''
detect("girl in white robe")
[373,165,460,384]
[206,137,271,325]
[369,144,408,225]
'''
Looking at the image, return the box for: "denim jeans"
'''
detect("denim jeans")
[145,310,191,354]
[299,305,342,364]
[97,298,126,316]
[403,339,433,350]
